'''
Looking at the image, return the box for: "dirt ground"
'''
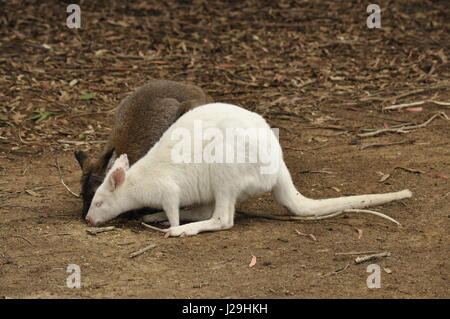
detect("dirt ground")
[0,0,449,298]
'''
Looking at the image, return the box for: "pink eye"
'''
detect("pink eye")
[95,201,103,207]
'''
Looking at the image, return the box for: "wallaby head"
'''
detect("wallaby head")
[74,148,116,218]
[85,154,131,226]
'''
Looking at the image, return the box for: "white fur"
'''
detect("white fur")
[85,103,412,236]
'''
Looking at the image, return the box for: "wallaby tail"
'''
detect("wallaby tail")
[272,162,412,224]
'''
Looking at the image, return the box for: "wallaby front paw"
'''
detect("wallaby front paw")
[164,226,198,237]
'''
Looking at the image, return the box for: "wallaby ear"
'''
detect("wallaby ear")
[112,153,129,171]
[104,149,118,173]
[109,167,126,191]
[74,150,88,169]
[101,148,116,171]
[176,100,193,118]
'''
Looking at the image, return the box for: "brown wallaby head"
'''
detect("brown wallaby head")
[74,148,116,218]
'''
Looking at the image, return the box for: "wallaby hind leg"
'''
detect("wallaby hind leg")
[162,199,180,228]
[165,196,235,237]
[180,205,214,221]
[143,204,214,224]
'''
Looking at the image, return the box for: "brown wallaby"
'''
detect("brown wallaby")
[74,79,212,218]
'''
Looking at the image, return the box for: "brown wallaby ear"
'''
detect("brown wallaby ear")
[101,148,116,171]
[177,96,213,118]
[177,100,197,118]
[74,151,88,169]
[109,167,125,191]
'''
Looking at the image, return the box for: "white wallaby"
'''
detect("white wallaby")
[85,103,412,237]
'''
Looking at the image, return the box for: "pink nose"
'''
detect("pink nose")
[85,216,94,225]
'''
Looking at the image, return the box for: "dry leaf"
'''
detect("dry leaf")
[295,229,317,241]
[249,255,257,268]
[105,36,123,41]
[312,136,328,143]
[12,112,26,125]
[405,107,423,112]
[58,91,70,102]
[95,49,108,56]
[25,189,39,197]
[295,229,307,236]
[216,63,234,68]
[354,227,363,240]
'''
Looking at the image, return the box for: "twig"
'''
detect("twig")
[395,166,426,174]
[238,208,401,226]
[0,146,39,155]
[360,139,414,150]
[379,166,425,183]
[335,251,378,256]
[57,139,107,145]
[86,226,116,235]
[390,82,450,101]
[0,235,33,246]
[43,233,72,237]
[117,241,135,246]
[141,222,167,233]
[68,112,109,119]
[355,251,391,264]
[358,112,448,137]
[0,205,38,211]
[343,209,402,227]
[359,82,450,102]
[217,257,235,264]
[298,170,335,174]
[55,158,80,198]
[129,243,157,258]
[296,78,317,88]
[383,100,450,111]
[285,143,338,152]
[321,263,350,277]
